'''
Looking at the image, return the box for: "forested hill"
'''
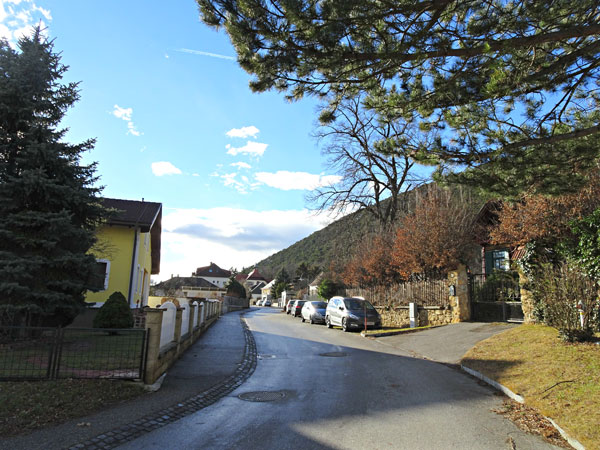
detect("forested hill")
[254,206,378,279]
[253,184,487,280]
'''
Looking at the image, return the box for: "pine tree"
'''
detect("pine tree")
[198,0,600,196]
[0,29,107,326]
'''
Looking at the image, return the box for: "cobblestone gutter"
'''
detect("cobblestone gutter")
[67,314,257,450]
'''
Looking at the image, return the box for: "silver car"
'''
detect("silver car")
[301,301,328,324]
[325,296,381,332]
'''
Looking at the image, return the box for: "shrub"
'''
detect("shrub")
[93,292,133,329]
[531,263,600,342]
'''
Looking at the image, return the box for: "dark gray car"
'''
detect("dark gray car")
[325,296,381,332]
[300,301,328,324]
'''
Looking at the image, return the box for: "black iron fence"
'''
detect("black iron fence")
[0,326,147,381]
[347,274,449,308]
[469,272,523,322]
[468,272,521,303]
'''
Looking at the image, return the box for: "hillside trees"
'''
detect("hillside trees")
[198,0,600,195]
[392,186,482,277]
[308,94,427,228]
[0,30,106,326]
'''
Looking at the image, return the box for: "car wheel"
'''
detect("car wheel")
[301,316,305,322]
[342,318,349,332]
[326,316,332,328]
[310,316,314,325]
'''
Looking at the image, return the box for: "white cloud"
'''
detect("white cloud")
[254,171,342,191]
[217,172,248,194]
[152,207,334,282]
[112,104,142,136]
[226,141,267,157]
[0,0,51,45]
[175,48,236,61]
[230,162,251,169]
[112,105,132,121]
[226,126,259,139]
[151,161,182,176]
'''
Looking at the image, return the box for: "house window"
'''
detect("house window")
[492,250,510,271]
[89,259,110,291]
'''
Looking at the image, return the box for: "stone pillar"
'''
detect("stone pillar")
[174,308,183,352]
[189,303,197,333]
[449,265,470,322]
[518,269,536,324]
[144,308,164,384]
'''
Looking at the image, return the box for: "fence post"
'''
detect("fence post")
[189,303,197,334]
[144,308,164,384]
[449,265,470,322]
[174,308,183,353]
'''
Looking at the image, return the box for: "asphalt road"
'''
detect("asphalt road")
[118,308,559,450]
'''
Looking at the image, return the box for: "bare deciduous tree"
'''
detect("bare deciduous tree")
[308,94,429,229]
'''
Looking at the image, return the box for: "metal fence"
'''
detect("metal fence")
[468,273,521,303]
[0,326,147,381]
[346,275,449,308]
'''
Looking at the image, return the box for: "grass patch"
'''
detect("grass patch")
[0,379,146,436]
[462,324,600,449]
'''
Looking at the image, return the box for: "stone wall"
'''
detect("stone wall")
[376,305,454,328]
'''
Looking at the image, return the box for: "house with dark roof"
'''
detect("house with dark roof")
[194,262,232,288]
[86,198,162,308]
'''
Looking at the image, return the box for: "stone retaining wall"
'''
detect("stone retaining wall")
[376,305,454,328]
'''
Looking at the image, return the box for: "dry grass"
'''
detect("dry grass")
[462,324,600,449]
[0,379,146,436]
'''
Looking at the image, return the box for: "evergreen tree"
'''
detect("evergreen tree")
[198,0,600,196]
[270,268,291,299]
[225,275,247,298]
[0,29,107,327]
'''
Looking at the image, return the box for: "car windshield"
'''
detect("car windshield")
[344,299,375,310]
[312,302,327,309]
[296,301,305,306]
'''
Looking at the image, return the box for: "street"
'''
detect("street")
[118,308,559,449]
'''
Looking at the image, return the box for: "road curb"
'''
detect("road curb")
[360,325,444,338]
[461,365,585,450]
[67,312,258,450]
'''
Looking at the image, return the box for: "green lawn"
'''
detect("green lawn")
[462,325,600,449]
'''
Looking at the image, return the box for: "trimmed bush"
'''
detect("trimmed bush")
[93,292,133,329]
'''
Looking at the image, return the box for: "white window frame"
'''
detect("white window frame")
[96,259,111,291]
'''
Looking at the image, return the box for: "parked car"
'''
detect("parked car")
[285,299,295,314]
[257,299,264,306]
[290,300,306,317]
[325,296,381,332]
[301,301,328,324]
[264,299,272,307]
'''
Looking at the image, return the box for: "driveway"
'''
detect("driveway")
[374,322,518,364]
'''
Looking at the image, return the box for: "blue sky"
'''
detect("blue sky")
[0,0,343,280]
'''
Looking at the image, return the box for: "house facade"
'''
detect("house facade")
[194,262,231,288]
[86,198,162,308]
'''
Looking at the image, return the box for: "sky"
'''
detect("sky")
[0,0,344,281]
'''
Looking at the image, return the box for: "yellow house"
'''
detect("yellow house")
[86,198,162,308]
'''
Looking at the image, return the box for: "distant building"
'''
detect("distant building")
[194,262,231,288]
